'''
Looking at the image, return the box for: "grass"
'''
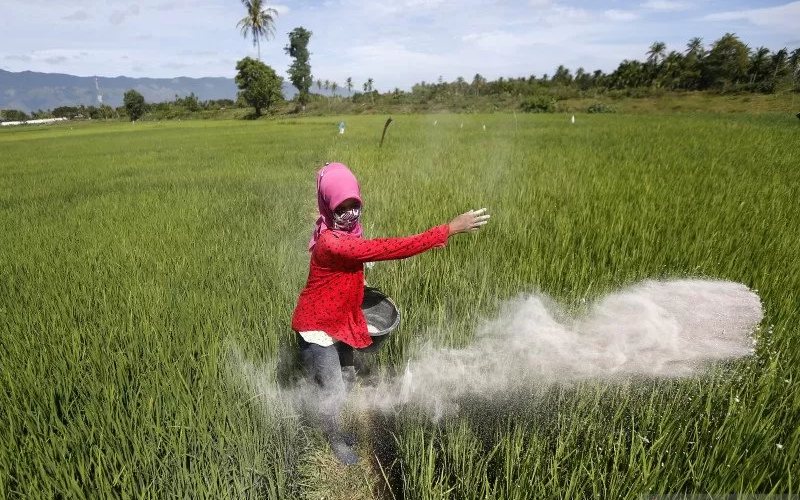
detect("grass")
[1,112,798,498]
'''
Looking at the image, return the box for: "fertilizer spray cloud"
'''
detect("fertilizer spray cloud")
[234,279,763,419]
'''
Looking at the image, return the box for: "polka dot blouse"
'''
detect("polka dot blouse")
[291,224,450,348]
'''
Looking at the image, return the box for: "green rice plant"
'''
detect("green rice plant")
[1,112,798,498]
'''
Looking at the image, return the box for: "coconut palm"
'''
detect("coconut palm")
[749,47,771,85]
[647,41,667,65]
[681,37,705,90]
[771,48,789,83]
[790,48,800,73]
[345,77,353,94]
[236,0,278,61]
[685,37,704,57]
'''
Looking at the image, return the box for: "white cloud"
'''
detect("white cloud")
[547,4,591,23]
[63,10,91,21]
[344,0,452,17]
[109,5,140,25]
[340,42,450,89]
[641,0,691,11]
[462,31,536,50]
[2,0,798,88]
[605,9,639,21]
[704,1,800,32]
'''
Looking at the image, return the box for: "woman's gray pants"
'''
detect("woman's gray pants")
[298,337,355,437]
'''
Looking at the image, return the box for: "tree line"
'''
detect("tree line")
[231,2,798,114]
[3,24,797,122]
[232,2,800,116]
[400,34,799,109]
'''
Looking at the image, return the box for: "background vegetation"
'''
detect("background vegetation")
[3,33,798,124]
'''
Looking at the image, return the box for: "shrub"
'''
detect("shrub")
[520,96,556,113]
[1,109,30,122]
[587,102,616,113]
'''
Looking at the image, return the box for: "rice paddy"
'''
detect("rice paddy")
[1,112,798,498]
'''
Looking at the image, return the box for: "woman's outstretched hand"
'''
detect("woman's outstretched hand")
[448,208,491,236]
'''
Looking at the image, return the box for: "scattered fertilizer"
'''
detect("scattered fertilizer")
[356,279,762,417]
[234,279,763,420]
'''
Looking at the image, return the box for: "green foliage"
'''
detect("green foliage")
[49,104,115,120]
[173,92,200,112]
[587,102,616,113]
[0,109,30,121]
[236,0,278,60]
[123,89,146,121]
[234,57,284,116]
[520,96,556,113]
[356,33,795,105]
[703,33,750,90]
[285,27,313,107]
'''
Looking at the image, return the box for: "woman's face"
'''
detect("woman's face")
[332,198,361,231]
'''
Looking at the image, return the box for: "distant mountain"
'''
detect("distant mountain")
[0,69,303,112]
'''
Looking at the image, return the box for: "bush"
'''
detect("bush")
[587,102,616,113]
[520,96,556,113]
[1,109,30,122]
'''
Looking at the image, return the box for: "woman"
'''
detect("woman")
[291,162,490,465]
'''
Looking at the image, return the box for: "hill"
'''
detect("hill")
[0,69,306,112]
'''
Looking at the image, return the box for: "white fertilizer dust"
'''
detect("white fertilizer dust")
[233,279,763,419]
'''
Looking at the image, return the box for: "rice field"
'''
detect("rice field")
[1,112,799,498]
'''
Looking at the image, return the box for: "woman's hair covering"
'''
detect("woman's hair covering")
[308,163,363,250]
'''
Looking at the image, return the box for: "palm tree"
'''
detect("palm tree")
[366,78,374,103]
[472,73,485,95]
[552,65,572,85]
[237,0,278,60]
[323,79,330,92]
[790,48,800,72]
[749,47,771,85]
[685,37,704,57]
[331,82,338,97]
[646,41,667,86]
[610,60,645,89]
[316,79,322,91]
[682,37,705,90]
[455,76,465,95]
[771,48,789,83]
[647,41,667,65]
[790,48,800,89]
[345,77,353,94]
[660,51,684,89]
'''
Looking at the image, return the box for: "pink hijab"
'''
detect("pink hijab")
[308,163,363,250]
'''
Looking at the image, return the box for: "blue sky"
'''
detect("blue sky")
[2,0,798,90]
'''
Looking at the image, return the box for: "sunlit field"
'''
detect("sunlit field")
[1,113,798,498]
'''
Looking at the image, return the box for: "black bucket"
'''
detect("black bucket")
[358,287,400,353]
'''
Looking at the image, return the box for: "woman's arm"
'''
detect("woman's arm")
[319,225,450,264]
[317,209,490,265]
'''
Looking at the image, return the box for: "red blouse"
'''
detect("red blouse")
[291,224,450,348]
